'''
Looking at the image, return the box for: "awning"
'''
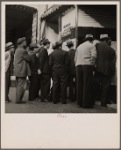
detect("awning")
[41,5,61,19]
[41,5,74,20]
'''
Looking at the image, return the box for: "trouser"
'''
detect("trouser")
[41,74,50,100]
[35,74,41,98]
[93,71,111,105]
[52,72,68,103]
[68,75,76,101]
[5,71,10,101]
[76,65,93,107]
[28,75,38,101]
[16,77,26,102]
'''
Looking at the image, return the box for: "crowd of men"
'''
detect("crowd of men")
[5,34,116,108]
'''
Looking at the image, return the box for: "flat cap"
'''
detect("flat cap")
[30,43,38,49]
[43,39,50,45]
[5,42,14,51]
[17,37,26,45]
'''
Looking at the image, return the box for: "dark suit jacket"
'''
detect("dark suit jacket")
[49,48,69,75]
[28,51,37,76]
[96,41,116,77]
[38,47,50,74]
[68,49,76,76]
[14,47,31,77]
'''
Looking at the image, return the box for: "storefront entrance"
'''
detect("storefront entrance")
[6,5,37,47]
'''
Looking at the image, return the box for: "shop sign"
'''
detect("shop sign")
[61,7,75,39]
[61,7,75,32]
[61,26,75,38]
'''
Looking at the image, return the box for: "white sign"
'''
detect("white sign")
[61,7,75,32]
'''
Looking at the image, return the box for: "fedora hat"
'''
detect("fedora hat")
[17,37,26,45]
[100,34,110,40]
[55,40,63,47]
[43,39,50,46]
[83,34,94,41]
[5,42,14,51]
[66,40,74,47]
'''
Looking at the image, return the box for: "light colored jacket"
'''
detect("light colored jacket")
[75,41,97,66]
[5,51,11,72]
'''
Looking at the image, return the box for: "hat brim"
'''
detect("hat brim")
[83,37,94,41]
[6,45,14,51]
[100,37,110,40]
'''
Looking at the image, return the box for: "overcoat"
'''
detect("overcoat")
[68,49,75,76]
[96,41,116,77]
[28,51,37,76]
[38,47,50,74]
[49,48,69,75]
[14,47,31,77]
[5,51,11,72]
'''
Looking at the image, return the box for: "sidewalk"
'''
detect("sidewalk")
[5,87,117,113]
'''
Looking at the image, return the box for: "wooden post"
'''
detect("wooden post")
[58,14,61,40]
[75,5,78,48]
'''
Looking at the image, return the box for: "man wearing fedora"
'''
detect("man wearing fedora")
[5,42,15,102]
[14,37,31,104]
[28,43,39,101]
[75,34,97,108]
[38,39,51,102]
[66,40,76,101]
[49,40,69,104]
[94,34,116,107]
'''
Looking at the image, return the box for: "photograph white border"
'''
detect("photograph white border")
[1,1,120,149]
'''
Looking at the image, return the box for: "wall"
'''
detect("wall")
[46,22,58,43]
[78,6,116,28]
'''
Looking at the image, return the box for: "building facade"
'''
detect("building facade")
[40,5,116,51]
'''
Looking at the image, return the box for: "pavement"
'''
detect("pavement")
[5,87,117,113]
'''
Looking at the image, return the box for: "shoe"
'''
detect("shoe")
[6,100,12,103]
[41,99,48,102]
[15,101,26,104]
[101,104,107,107]
[53,101,58,104]
[29,99,34,101]
[83,106,94,108]
[62,102,67,104]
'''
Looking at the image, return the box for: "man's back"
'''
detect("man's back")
[28,51,37,76]
[75,41,96,66]
[96,41,116,77]
[49,49,68,72]
[38,47,50,74]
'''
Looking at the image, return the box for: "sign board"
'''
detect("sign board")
[61,7,75,39]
